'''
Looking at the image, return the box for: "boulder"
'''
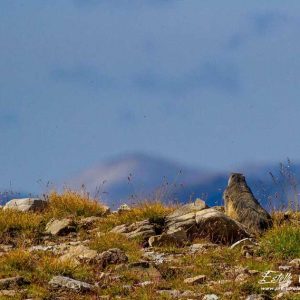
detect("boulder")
[0,276,28,290]
[203,295,219,300]
[59,245,98,265]
[110,220,156,240]
[48,276,94,292]
[195,208,249,244]
[148,228,188,247]
[97,248,128,268]
[184,275,206,284]
[165,199,208,235]
[45,218,76,236]
[223,173,272,233]
[4,198,47,212]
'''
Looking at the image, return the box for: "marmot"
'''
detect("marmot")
[223,173,272,234]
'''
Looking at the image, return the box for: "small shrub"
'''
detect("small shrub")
[46,190,107,218]
[260,224,300,259]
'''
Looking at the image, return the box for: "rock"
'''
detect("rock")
[59,245,98,265]
[245,295,271,300]
[278,265,292,272]
[157,289,181,298]
[149,228,188,247]
[165,199,208,233]
[117,204,131,213]
[129,263,162,282]
[189,243,218,254]
[0,290,18,297]
[223,173,272,233]
[230,238,258,249]
[235,272,249,282]
[203,294,219,300]
[288,258,300,269]
[195,208,249,244]
[45,218,76,236]
[49,276,94,292]
[98,248,128,268]
[4,198,47,212]
[184,275,206,284]
[111,220,156,241]
[212,206,225,212]
[78,216,101,229]
[0,276,28,289]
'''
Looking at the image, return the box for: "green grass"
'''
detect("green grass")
[259,224,300,259]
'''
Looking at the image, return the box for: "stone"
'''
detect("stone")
[288,258,300,269]
[203,294,219,300]
[230,238,258,249]
[78,216,101,229]
[4,198,47,212]
[223,173,272,233]
[189,243,218,254]
[98,248,128,268]
[0,276,28,289]
[278,265,292,272]
[49,276,94,292]
[45,218,76,236]
[157,289,181,298]
[184,275,206,284]
[148,228,188,247]
[117,204,131,213]
[59,245,98,265]
[195,208,249,244]
[165,199,208,233]
[245,295,271,300]
[110,220,156,241]
[0,290,18,297]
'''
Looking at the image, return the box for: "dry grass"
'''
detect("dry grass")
[45,190,107,219]
[90,232,142,261]
[97,200,175,232]
[0,209,44,243]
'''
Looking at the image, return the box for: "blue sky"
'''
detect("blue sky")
[1,0,300,192]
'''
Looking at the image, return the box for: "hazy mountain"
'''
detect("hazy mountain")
[69,153,300,210]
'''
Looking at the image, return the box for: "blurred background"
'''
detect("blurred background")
[1,1,300,208]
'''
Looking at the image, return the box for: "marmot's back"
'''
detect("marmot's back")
[223,173,272,234]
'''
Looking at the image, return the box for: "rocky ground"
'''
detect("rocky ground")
[0,190,299,300]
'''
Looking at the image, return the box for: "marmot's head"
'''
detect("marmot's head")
[228,173,245,186]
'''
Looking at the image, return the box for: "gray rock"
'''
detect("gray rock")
[45,218,76,236]
[49,275,94,292]
[98,248,128,268]
[0,276,28,289]
[203,294,219,300]
[59,245,98,265]
[148,228,188,247]
[78,216,102,229]
[111,220,156,240]
[288,258,300,268]
[117,204,131,213]
[189,243,218,254]
[165,199,208,233]
[4,198,47,212]
[183,275,206,284]
[245,295,271,300]
[195,208,249,244]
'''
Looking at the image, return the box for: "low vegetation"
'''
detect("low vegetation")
[0,190,298,299]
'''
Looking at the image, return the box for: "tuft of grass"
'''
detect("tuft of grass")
[97,201,174,232]
[259,224,300,259]
[46,190,107,219]
[0,209,43,243]
[90,232,142,261]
